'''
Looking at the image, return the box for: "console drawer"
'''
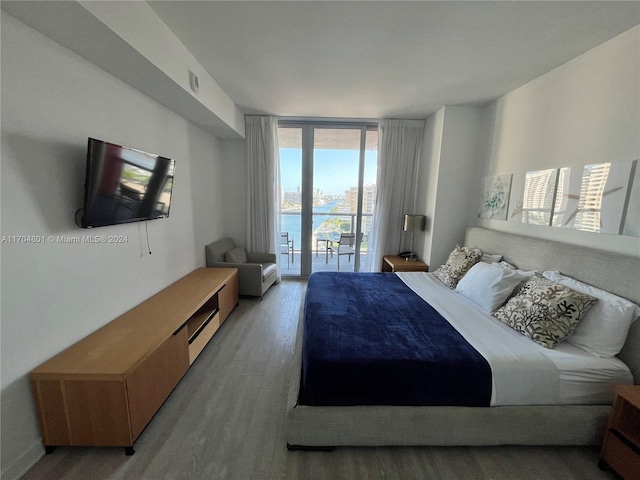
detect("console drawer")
[188,311,220,364]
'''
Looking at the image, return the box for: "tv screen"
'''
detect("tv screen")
[81,138,175,228]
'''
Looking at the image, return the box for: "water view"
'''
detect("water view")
[281,202,345,252]
[278,126,378,273]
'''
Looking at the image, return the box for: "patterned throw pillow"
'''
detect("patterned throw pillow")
[432,245,483,289]
[492,275,598,349]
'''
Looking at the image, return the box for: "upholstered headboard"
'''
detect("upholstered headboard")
[464,227,640,384]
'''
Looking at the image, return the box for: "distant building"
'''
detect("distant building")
[283,187,326,207]
[284,189,301,206]
[344,184,376,214]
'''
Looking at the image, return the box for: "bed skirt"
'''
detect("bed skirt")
[286,304,610,447]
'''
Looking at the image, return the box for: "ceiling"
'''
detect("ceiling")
[148,1,639,120]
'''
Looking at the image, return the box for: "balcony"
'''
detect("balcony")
[279,249,369,274]
[280,211,371,275]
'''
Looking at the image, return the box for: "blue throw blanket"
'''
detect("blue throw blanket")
[301,272,492,406]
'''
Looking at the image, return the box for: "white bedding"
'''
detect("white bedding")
[397,272,633,406]
[542,342,633,404]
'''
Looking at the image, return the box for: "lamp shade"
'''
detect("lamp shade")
[403,214,426,232]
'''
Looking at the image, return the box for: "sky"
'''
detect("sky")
[280,148,378,196]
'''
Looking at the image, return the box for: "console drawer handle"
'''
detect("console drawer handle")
[188,309,219,344]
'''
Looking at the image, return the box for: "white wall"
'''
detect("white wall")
[220,139,249,246]
[1,1,245,139]
[0,13,229,479]
[416,106,483,269]
[417,26,640,265]
[479,26,640,256]
[82,1,245,138]
[416,109,444,264]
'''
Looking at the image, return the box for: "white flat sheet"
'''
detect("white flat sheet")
[396,272,633,406]
[542,342,633,404]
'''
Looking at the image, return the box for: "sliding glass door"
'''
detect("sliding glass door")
[278,122,378,276]
[279,127,303,275]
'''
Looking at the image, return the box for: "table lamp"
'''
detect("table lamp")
[402,214,426,261]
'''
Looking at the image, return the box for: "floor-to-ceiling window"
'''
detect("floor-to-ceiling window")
[278,122,378,276]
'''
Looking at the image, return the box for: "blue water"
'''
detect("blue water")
[281,202,342,250]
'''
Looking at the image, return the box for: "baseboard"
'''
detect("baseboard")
[1,439,44,480]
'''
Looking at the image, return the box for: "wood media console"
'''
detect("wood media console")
[30,267,239,455]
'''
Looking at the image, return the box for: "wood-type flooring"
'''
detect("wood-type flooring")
[21,280,615,480]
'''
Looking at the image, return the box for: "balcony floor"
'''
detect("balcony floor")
[279,250,369,275]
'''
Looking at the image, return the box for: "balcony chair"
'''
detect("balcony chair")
[327,232,362,271]
[205,238,276,298]
[280,232,294,267]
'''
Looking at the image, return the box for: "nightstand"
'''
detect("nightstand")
[382,255,429,273]
[599,385,640,480]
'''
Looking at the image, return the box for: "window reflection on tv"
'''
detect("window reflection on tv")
[81,138,175,228]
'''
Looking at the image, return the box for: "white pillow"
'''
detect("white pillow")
[481,253,503,263]
[542,271,640,357]
[455,262,535,313]
[497,260,517,270]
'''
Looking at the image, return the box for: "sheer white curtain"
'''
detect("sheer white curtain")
[365,119,426,271]
[246,116,281,272]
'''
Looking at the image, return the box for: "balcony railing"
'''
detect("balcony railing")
[281,211,372,254]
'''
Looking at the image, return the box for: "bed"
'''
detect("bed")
[285,227,640,448]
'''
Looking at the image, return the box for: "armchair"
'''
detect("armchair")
[205,238,277,298]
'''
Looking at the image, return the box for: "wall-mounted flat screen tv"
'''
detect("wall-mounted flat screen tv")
[81,138,175,228]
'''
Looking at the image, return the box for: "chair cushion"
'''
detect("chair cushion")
[263,263,277,283]
[225,246,248,263]
[206,238,236,263]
